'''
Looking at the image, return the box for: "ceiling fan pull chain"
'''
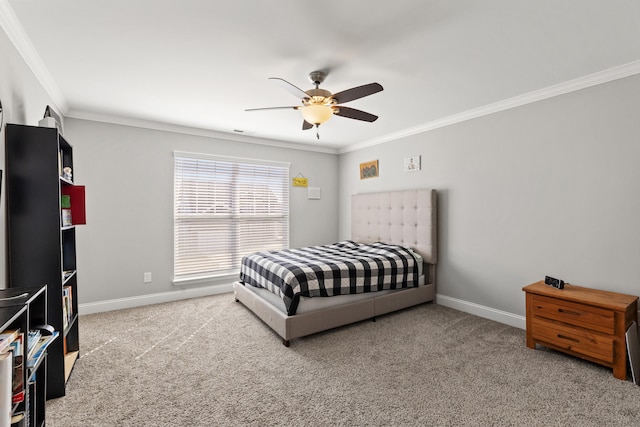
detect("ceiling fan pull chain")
[316,124,320,139]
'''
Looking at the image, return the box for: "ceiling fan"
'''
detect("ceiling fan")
[246,70,383,139]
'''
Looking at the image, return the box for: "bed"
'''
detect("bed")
[233,188,437,346]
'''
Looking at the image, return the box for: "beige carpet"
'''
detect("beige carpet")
[46,293,640,426]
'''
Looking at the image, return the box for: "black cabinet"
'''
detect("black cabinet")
[5,124,85,399]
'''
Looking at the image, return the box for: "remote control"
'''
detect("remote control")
[544,275,565,289]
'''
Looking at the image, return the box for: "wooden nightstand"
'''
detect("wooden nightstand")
[523,281,638,380]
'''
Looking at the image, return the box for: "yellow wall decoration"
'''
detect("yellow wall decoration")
[292,173,308,187]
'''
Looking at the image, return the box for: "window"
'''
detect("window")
[174,152,289,282]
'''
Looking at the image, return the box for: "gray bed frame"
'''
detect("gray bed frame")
[233,188,437,346]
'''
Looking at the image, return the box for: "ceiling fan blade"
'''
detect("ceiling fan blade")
[332,83,383,104]
[302,120,313,130]
[335,106,378,122]
[269,77,309,100]
[245,106,299,111]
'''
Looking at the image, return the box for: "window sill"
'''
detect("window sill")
[172,271,239,287]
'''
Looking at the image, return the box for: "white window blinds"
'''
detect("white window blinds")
[174,153,289,280]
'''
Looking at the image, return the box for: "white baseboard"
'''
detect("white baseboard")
[436,293,526,330]
[80,287,528,329]
[78,283,234,315]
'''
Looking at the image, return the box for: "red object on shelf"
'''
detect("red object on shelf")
[61,185,86,225]
[12,389,25,404]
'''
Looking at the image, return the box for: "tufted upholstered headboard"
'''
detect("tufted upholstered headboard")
[351,189,437,265]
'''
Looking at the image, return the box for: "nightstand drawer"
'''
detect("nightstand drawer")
[531,294,614,335]
[532,317,614,363]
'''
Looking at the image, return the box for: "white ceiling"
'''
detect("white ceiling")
[3,0,640,152]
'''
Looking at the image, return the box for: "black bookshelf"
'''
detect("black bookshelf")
[5,124,85,399]
[0,285,51,427]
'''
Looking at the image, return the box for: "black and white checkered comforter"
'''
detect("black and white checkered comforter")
[239,241,419,315]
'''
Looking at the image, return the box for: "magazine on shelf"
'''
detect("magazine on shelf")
[27,332,59,370]
[26,330,41,358]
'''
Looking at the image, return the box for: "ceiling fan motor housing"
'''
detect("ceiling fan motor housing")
[309,70,327,86]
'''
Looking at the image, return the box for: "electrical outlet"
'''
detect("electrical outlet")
[144,272,152,283]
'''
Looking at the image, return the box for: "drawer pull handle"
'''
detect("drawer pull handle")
[558,308,581,316]
[557,334,580,343]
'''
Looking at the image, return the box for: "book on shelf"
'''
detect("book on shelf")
[63,285,73,330]
[9,334,22,356]
[60,194,71,209]
[10,388,23,406]
[61,208,72,226]
[62,302,68,331]
[0,329,25,407]
[0,352,11,427]
[0,330,19,354]
[9,333,24,405]
[7,350,23,405]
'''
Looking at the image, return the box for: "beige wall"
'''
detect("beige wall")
[338,74,640,325]
[65,118,339,309]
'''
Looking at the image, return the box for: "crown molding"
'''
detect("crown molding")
[0,1,68,113]
[66,109,340,155]
[341,60,640,154]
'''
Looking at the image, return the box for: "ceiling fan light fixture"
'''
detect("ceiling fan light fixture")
[247,72,383,138]
[301,104,333,125]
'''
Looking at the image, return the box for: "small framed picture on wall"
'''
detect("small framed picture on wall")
[404,155,421,172]
[359,160,379,179]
